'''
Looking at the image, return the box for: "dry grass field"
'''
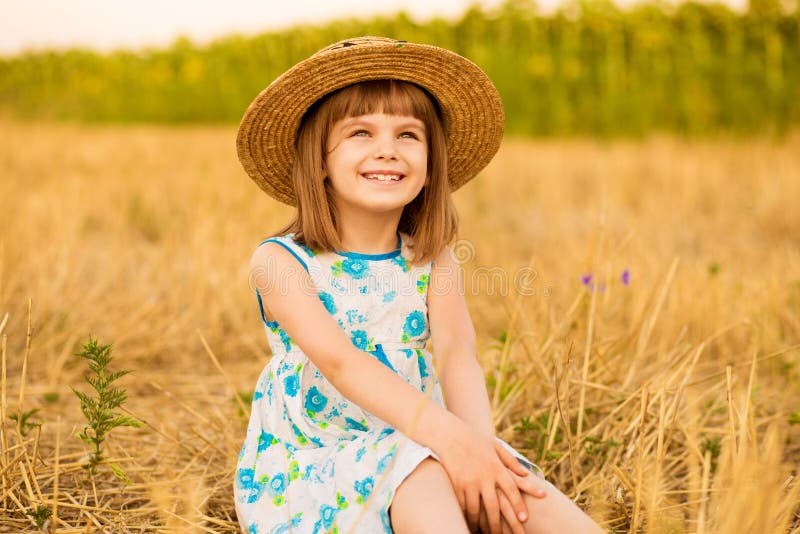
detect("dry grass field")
[0,120,798,532]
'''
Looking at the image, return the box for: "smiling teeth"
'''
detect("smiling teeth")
[364,174,402,181]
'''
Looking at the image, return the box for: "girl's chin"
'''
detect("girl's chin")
[345,198,412,214]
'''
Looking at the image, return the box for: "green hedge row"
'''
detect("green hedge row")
[1,0,798,137]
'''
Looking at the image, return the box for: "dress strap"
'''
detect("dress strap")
[257,234,312,273]
[253,234,318,327]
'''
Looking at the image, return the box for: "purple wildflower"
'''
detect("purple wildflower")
[580,273,605,292]
[621,269,630,286]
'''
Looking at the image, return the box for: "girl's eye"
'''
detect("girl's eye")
[399,131,419,140]
[351,130,369,137]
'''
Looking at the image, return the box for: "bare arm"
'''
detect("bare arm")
[427,245,495,437]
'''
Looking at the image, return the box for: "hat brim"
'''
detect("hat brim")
[237,37,505,206]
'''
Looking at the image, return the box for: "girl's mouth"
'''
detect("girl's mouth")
[361,173,404,183]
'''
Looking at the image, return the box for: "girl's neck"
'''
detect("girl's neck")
[337,213,402,255]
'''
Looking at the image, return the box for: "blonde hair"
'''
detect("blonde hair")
[270,79,459,266]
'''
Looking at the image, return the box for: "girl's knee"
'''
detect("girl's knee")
[402,457,449,489]
[391,457,468,533]
[521,481,603,534]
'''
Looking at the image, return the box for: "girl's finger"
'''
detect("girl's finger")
[465,489,482,532]
[494,440,530,478]
[497,491,526,534]
[456,488,466,514]
[514,471,546,499]
[497,469,529,528]
[482,484,503,534]
[478,505,491,534]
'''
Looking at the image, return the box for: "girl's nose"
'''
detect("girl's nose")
[373,136,397,159]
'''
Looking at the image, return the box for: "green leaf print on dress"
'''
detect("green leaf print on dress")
[416,273,429,294]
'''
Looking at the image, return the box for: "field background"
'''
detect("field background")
[2,0,800,532]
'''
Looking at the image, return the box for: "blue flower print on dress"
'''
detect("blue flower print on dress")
[382,290,396,303]
[283,374,299,397]
[268,472,288,506]
[324,405,341,421]
[402,310,426,342]
[345,417,368,432]
[331,258,370,280]
[291,422,310,446]
[376,427,395,442]
[268,324,294,352]
[318,291,337,314]
[268,512,303,534]
[354,476,375,504]
[417,349,430,387]
[257,431,278,454]
[304,463,321,484]
[342,258,369,279]
[391,254,410,272]
[236,467,262,504]
[304,386,329,416]
[350,329,375,351]
[345,309,367,326]
[312,504,339,533]
[376,443,398,475]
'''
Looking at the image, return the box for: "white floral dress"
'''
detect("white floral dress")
[234,231,540,534]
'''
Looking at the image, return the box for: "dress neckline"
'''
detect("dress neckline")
[333,231,403,260]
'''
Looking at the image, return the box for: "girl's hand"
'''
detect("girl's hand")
[436,419,529,534]
[474,467,548,534]
[494,442,547,499]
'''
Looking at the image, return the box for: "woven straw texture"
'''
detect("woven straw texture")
[237,36,505,206]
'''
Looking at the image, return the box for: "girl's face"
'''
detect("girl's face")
[324,112,428,218]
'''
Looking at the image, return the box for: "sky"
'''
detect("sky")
[2,0,748,56]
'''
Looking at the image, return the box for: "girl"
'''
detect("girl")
[235,36,602,534]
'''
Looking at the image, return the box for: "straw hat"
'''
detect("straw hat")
[236,36,505,207]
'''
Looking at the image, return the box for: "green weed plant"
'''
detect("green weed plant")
[71,336,142,482]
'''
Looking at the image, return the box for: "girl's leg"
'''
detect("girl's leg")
[480,474,604,534]
[389,457,470,534]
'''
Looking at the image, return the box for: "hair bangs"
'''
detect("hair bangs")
[325,80,442,127]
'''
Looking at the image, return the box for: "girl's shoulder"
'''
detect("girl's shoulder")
[252,232,315,276]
